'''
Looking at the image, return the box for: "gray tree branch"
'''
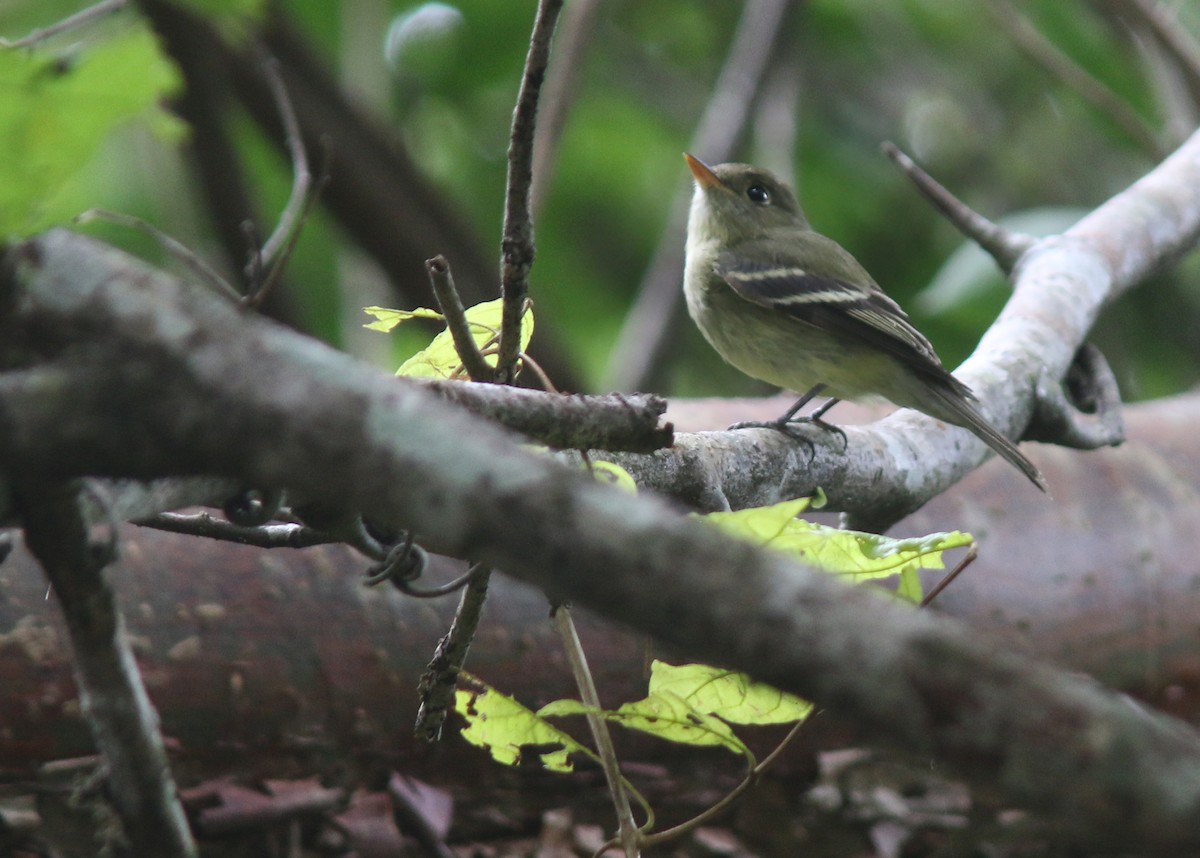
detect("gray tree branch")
[6,228,1200,850]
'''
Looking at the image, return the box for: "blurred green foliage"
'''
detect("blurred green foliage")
[1,0,1198,400]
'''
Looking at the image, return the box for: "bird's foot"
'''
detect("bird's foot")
[728,415,849,455]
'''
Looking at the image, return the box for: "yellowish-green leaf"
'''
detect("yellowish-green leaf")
[701,499,972,588]
[362,305,445,332]
[896,567,924,604]
[586,460,638,494]
[699,497,812,547]
[611,690,748,755]
[455,683,588,773]
[373,298,534,379]
[646,661,811,726]
[542,694,744,753]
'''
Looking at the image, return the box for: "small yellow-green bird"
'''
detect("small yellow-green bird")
[682,153,1045,491]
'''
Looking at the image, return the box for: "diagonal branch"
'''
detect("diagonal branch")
[17,482,196,857]
[989,0,1168,157]
[881,141,1035,273]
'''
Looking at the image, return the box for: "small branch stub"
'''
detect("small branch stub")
[426,255,493,383]
[881,141,1034,273]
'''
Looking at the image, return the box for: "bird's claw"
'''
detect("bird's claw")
[727,415,848,459]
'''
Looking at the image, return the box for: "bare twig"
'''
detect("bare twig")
[603,0,794,391]
[412,380,672,453]
[552,606,641,858]
[414,566,492,742]
[17,482,196,857]
[880,142,1035,274]
[988,0,1167,158]
[75,208,243,302]
[640,717,808,849]
[0,0,128,48]
[921,545,978,608]
[426,255,493,383]
[137,511,333,549]
[530,0,603,216]
[245,55,313,308]
[496,0,564,382]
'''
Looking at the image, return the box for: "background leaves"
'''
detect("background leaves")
[2,0,1196,398]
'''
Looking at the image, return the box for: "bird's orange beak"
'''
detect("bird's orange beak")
[684,153,722,190]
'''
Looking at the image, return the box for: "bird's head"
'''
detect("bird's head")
[684,153,809,246]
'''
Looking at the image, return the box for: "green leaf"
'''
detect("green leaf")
[699,497,813,546]
[368,298,535,379]
[362,305,446,332]
[896,567,924,604]
[700,499,973,590]
[610,690,748,755]
[586,460,638,494]
[645,661,811,726]
[455,683,588,772]
[542,693,746,755]
[0,27,183,238]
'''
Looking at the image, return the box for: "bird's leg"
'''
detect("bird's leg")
[801,396,849,450]
[729,384,849,451]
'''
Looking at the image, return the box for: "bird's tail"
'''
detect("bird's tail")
[923,384,1047,492]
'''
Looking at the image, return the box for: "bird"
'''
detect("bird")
[682,152,1046,491]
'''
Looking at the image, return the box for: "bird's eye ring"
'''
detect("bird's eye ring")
[747,185,770,205]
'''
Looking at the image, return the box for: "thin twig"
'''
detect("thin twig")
[880,142,1035,274]
[0,0,128,48]
[75,208,243,303]
[530,0,603,216]
[988,0,1167,158]
[426,255,493,383]
[137,512,332,549]
[552,606,641,858]
[1121,0,1200,119]
[245,55,311,308]
[496,0,564,382]
[603,0,794,391]
[519,350,557,393]
[921,545,978,608]
[414,566,493,742]
[639,717,809,849]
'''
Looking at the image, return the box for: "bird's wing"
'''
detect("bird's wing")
[714,250,953,379]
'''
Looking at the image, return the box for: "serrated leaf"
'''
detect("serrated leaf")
[385,298,534,379]
[455,684,587,772]
[0,27,183,238]
[646,661,811,726]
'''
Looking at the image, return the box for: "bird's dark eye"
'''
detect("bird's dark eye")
[747,185,770,205]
